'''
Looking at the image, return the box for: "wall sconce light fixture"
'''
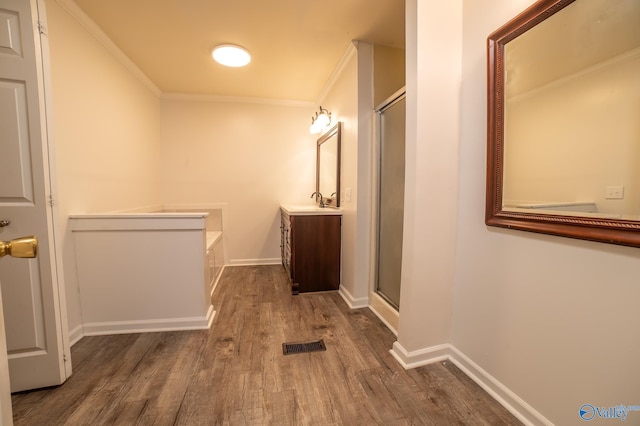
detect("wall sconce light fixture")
[310,106,332,134]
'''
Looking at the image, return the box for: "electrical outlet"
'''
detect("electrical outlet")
[605,186,624,199]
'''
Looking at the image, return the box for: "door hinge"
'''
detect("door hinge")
[48,194,55,207]
[38,21,47,36]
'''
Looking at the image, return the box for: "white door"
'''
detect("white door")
[0,281,13,425]
[0,0,70,392]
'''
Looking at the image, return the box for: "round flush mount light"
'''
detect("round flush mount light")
[212,44,251,67]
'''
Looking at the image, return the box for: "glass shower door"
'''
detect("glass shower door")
[375,91,406,310]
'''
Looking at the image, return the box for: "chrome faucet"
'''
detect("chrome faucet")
[310,191,325,208]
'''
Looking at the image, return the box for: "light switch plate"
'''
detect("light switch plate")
[344,187,351,202]
[605,186,624,199]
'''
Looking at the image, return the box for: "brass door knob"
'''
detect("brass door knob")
[0,236,38,259]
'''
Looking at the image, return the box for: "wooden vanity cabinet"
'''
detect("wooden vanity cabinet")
[280,210,341,294]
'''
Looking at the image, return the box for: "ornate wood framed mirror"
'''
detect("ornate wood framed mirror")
[486,0,640,247]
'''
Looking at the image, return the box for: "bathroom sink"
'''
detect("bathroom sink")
[280,204,342,215]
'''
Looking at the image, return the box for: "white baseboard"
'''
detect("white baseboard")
[210,265,226,297]
[388,341,553,426]
[228,258,281,266]
[81,307,215,337]
[368,293,399,335]
[205,305,216,328]
[390,341,450,369]
[448,346,553,426]
[368,306,398,336]
[68,324,84,347]
[338,284,369,309]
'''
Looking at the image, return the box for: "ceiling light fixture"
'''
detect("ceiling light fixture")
[310,106,332,134]
[212,44,251,67]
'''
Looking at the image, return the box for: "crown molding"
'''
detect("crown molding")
[315,41,358,105]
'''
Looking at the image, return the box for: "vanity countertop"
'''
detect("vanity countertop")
[280,204,342,216]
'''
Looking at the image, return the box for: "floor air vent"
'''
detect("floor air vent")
[282,339,326,355]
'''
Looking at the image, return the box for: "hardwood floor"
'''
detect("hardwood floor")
[12,265,521,425]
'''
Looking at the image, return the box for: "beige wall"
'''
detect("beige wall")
[46,0,162,336]
[504,53,640,216]
[395,0,461,354]
[314,42,374,304]
[315,42,401,309]
[453,0,640,424]
[317,47,360,300]
[47,1,161,215]
[373,45,405,107]
[158,97,316,264]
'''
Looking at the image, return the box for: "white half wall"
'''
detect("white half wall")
[70,214,213,336]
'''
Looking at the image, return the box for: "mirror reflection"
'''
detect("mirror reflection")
[316,122,341,207]
[502,0,640,220]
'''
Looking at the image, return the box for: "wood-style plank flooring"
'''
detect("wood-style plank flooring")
[12,265,521,425]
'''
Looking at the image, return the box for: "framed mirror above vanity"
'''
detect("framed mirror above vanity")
[486,0,640,247]
[316,122,342,207]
